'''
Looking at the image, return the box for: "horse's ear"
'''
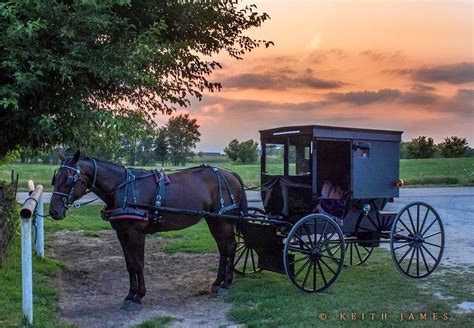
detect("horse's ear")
[72,150,81,163]
[58,148,65,162]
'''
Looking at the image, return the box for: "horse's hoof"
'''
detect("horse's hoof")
[217,287,229,297]
[210,285,220,295]
[127,301,143,312]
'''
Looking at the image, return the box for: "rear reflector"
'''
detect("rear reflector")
[394,179,404,187]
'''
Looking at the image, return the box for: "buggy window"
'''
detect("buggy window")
[264,143,284,175]
[289,144,311,176]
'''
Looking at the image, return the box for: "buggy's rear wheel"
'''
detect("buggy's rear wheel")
[284,214,345,292]
[344,240,374,266]
[390,202,444,278]
[233,207,265,274]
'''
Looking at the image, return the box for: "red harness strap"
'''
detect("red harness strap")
[101,208,149,221]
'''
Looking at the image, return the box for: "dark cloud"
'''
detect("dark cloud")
[399,91,440,105]
[389,62,474,84]
[410,84,437,92]
[443,89,474,116]
[309,48,348,63]
[222,73,345,90]
[327,89,402,106]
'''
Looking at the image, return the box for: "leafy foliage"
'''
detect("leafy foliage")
[438,136,469,158]
[406,136,437,159]
[224,139,259,164]
[0,0,271,159]
[166,114,200,166]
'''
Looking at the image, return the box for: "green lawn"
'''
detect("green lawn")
[0,238,66,327]
[1,204,472,326]
[1,157,473,191]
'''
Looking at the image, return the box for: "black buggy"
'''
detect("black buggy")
[233,125,445,292]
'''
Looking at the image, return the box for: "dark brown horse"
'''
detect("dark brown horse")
[49,150,247,311]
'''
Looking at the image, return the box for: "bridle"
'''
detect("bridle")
[52,158,97,209]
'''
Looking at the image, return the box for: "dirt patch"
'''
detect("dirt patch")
[47,230,236,327]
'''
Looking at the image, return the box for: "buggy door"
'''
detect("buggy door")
[352,140,400,198]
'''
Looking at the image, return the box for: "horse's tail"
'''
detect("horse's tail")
[231,172,248,215]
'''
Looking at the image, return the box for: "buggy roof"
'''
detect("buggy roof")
[260,125,403,142]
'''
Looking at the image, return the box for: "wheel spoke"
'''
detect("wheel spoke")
[349,243,353,265]
[319,258,337,275]
[398,219,414,236]
[421,244,438,262]
[354,244,363,263]
[234,246,246,266]
[288,255,309,266]
[317,261,327,285]
[295,257,311,278]
[321,254,341,264]
[288,246,311,254]
[321,231,337,248]
[313,260,316,291]
[420,246,431,273]
[416,205,420,233]
[242,248,250,273]
[423,231,441,239]
[392,242,413,251]
[423,240,442,248]
[293,234,312,250]
[398,244,414,264]
[421,219,437,236]
[406,247,416,274]
[407,208,417,234]
[416,247,420,277]
[302,262,313,290]
[303,224,314,248]
[419,207,431,235]
[318,221,328,244]
[250,249,257,272]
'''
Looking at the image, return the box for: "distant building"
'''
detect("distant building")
[198,151,223,157]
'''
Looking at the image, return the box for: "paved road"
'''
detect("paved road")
[19,187,473,267]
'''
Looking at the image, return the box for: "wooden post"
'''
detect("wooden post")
[20,183,43,325]
[35,192,44,258]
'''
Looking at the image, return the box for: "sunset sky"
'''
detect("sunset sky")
[164,0,473,151]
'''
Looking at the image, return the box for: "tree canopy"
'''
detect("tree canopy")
[224,138,259,164]
[0,0,271,159]
[438,136,469,158]
[406,136,437,159]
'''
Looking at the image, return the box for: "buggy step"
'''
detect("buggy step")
[378,211,398,216]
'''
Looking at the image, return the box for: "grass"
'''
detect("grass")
[157,222,474,327]
[2,157,473,191]
[226,251,473,327]
[44,205,109,233]
[0,238,67,327]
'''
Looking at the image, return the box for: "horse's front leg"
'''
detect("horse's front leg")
[115,228,146,311]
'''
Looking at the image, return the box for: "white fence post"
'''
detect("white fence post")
[35,192,44,258]
[20,183,43,325]
[21,215,33,324]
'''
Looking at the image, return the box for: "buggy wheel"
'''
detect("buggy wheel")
[390,202,445,278]
[233,207,264,274]
[344,241,374,266]
[284,214,345,292]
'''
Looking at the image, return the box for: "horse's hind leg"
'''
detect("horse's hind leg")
[206,219,236,295]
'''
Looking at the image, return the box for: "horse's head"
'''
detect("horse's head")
[49,150,91,220]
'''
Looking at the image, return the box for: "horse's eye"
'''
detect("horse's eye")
[65,176,75,187]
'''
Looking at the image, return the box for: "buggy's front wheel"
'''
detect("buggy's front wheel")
[284,214,345,292]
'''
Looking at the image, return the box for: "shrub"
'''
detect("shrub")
[438,136,469,158]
